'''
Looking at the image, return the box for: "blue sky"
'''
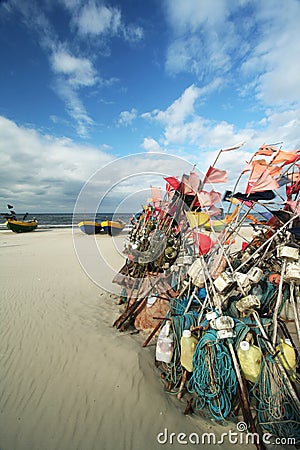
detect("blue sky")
[1,0,300,212]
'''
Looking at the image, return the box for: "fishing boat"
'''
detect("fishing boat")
[101,220,125,236]
[6,217,38,233]
[78,221,102,235]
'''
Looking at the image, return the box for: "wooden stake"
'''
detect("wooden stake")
[142,320,164,348]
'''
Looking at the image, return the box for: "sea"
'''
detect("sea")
[0,213,133,231]
[0,210,264,231]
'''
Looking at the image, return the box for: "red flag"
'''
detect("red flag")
[192,231,214,255]
[282,154,300,166]
[164,176,180,191]
[203,166,228,184]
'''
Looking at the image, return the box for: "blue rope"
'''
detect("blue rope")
[187,329,238,421]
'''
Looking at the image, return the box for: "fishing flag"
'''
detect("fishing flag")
[186,211,210,228]
[286,200,300,214]
[247,172,279,193]
[150,186,162,203]
[282,154,300,166]
[187,171,201,193]
[203,166,228,184]
[254,144,279,156]
[181,172,201,195]
[271,150,298,165]
[207,205,223,217]
[192,232,215,255]
[196,190,221,207]
[164,176,180,191]
[277,176,290,187]
[233,190,276,201]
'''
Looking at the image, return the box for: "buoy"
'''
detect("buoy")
[237,341,262,383]
[276,339,297,380]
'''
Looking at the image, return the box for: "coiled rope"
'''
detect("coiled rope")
[187,329,238,421]
[250,352,300,444]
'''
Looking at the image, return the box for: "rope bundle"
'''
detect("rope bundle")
[251,355,300,444]
[188,329,238,421]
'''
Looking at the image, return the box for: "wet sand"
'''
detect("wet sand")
[0,229,253,450]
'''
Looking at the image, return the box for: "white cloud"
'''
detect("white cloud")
[117,108,137,127]
[148,84,201,125]
[68,0,144,42]
[164,0,237,79]
[51,49,98,87]
[242,0,300,106]
[0,116,113,212]
[75,2,121,36]
[141,138,163,153]
[164,0,300,109]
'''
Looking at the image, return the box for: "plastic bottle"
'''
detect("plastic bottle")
[237,341,262,383]
[276,339,296,380]
[156,322,174,364]
[180,330,199,372]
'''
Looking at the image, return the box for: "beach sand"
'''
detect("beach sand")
[0,228,258,450]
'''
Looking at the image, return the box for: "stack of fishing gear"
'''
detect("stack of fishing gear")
[112,143,300,447]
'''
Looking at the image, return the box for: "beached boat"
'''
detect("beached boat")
[101,220,125,236]
[6,218,38,233]
[78,221,102,235]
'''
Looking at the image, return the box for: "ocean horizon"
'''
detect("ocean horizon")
[0,212,133,230]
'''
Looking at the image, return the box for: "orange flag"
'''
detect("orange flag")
[271,150,298,165]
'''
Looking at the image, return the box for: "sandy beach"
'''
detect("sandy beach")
[0,228,257,450]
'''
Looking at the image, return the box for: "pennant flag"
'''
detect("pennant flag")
[286,180,300,196]
[186,211,210,228]
[187,171,201,193]
[233,190,276,201]
[203,166,228,184]
[164,176,180,191]
[150,186,162,204]
[268,166,282,177]
[277,176,290,187]
[282,154,300,166]
[255,144,278,156]
[286,200,300,214]
[207,205,223,217]
[247,168,279,193]
[180,172,201,195]
[271,150,298,165]
[192,231,215,255]
[196,190,221,207]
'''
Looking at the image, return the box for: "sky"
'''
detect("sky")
[1,0,300,213]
